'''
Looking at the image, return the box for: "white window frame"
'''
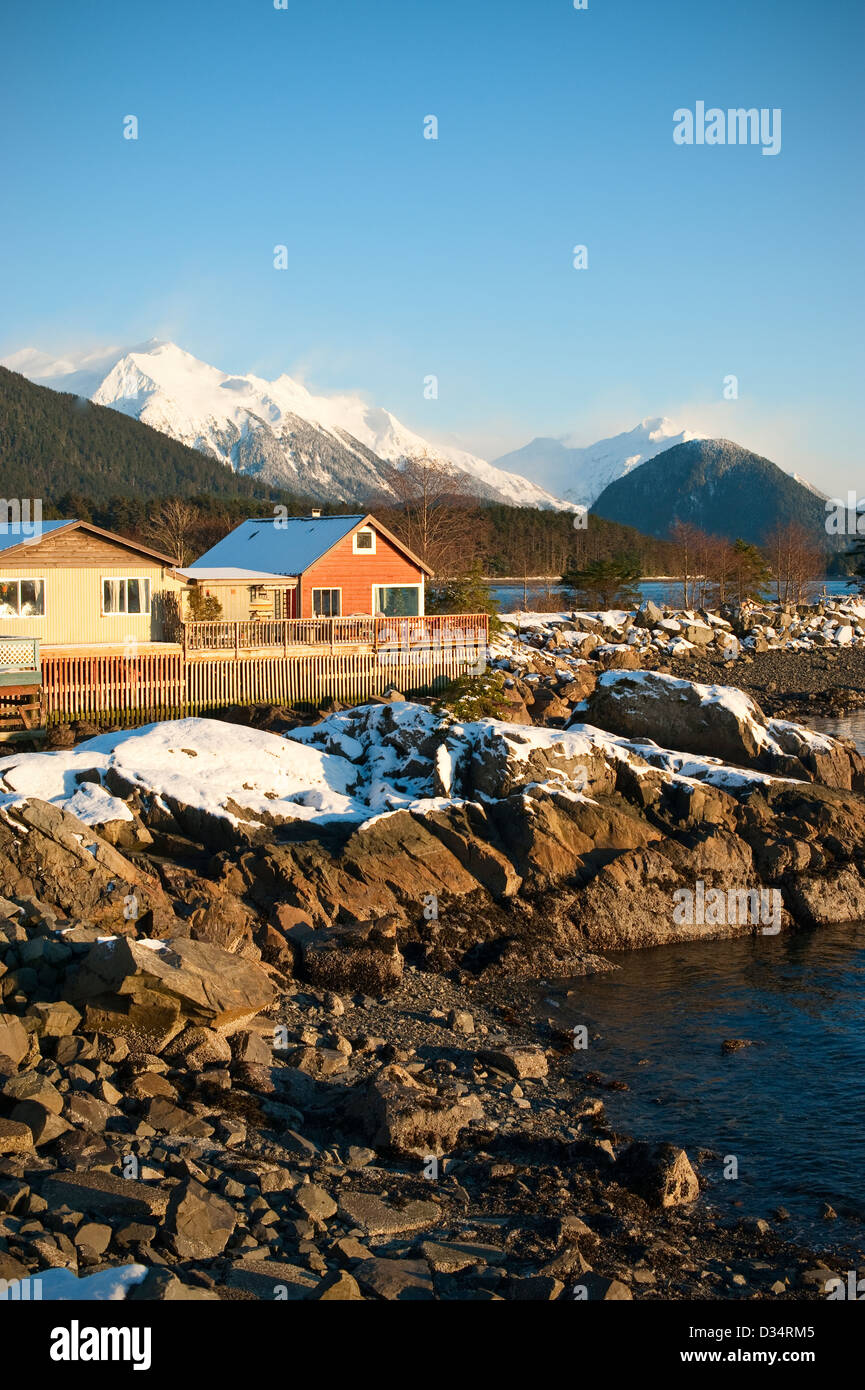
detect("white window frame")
[352,527,376,555]
[101,576,152,618]
[311,587,342,618]
[371,582,424,618]
[0,576,46,619]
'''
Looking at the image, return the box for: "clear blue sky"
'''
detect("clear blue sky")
[1,0,862,489]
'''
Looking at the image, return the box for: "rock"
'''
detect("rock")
[73,1222,112,1256]
[165,1025,233,1070]
[128,1268,221,1301]
[294,1184,337,1223]
[353,1257,435,1301]
[226,1258,319,1299]
[573,1272,633,1300]
[41,1171,169,1220]
[584,669,862,785]
[784,865,865,927]
[0,1014,29,1067]
[25,1000,82,1038]
[337,1192,439,1237]
[0,1116,33,1154]
[10,1101,71,1145]
[164,1179,237,1259]
[447,1009,474,1035]
[70,934,274,1040]
[509,1275,565,1300]
[316,1271,363,1300]
[0,799,178,935]
[477,1046,548,1079]
[3,1071,64,1113]
[618,1141,700,1208]
[291,918,404,997]
[356,1063,483,1158]
[231,1029,272,1065]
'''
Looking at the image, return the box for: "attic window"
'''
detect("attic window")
[353,528,375,554]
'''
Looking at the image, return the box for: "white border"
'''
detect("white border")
[371,582,424,617]
[100,575,152,618]
[352,527,376,555]
[311,586,342,617]
[0,575,47,620]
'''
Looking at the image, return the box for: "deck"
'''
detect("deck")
[0,615,489,731]
[182,614,488,655]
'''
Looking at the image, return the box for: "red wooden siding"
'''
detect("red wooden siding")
[299,526,424,619]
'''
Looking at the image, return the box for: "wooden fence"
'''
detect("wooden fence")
[183,613,487,653]
[41,651,187,726]
[39,618,488,726]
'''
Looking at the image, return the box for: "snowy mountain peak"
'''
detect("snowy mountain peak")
[4,339,571,510]
[495,417,705,507]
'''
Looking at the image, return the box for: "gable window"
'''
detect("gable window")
[102,577,151,616]
[311,588,341,617]
[353,528,375,554]
[0,578,45,618]
[373,585,420,617]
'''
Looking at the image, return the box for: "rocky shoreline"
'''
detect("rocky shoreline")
[1,606,864,1301]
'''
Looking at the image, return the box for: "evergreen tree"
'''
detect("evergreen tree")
[427,560,501,635]
[561,555,641,609]
[730,538,771,602]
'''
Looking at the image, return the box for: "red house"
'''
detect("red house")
[184,513,432,620]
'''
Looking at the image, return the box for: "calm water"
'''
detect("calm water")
[493,578,854,611]
[806,710,865,754]
[539,713,865,1255]
[543,926,865,1255]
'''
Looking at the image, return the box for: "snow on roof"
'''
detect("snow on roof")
[176,567,298,583]
[188,515,367,576]
[0,519,74,552]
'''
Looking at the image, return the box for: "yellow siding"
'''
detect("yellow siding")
[193,582,296,622]
[0,564,186,646]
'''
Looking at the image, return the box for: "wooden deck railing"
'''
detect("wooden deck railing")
[183,613,489,653]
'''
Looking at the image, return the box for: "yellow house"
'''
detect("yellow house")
[0,519,187,650]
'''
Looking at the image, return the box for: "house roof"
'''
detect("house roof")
[176,567,298,584]
[0,519,179,566]
[0,519,75,553]
[187,513,433,577]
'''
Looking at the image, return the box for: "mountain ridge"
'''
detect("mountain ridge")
[5,340,572,511]
[590,437,836,547]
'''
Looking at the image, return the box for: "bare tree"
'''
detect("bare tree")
[670,522,704,608]
[764,522,824,605]
[144,498,200,566]
[383,451,478,577]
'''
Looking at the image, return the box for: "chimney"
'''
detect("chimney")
[311,509,321,518]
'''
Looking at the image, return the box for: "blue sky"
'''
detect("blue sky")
[1,0,862,489]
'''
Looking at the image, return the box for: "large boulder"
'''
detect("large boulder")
[69,935,274,1043]
[583,671,864,787]
[290,917,404,996]
[618,1141,700,1208]
[355,1063,483,1157]
[0,800,180,935]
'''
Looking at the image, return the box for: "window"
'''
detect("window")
[353,528,375,554]
[102,577,151,616]
[312,588,341,617]
[374,585,420,617]
[0,578,45,618]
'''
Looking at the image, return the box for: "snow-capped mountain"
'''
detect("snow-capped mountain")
[4,339,570,510]
[493,417,706,507]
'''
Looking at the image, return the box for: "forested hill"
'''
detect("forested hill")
[0,365,287,502]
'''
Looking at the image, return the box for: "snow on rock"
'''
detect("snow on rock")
[0,717,359,831]
[33,1263,148,1300]
[581,670,863,788]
